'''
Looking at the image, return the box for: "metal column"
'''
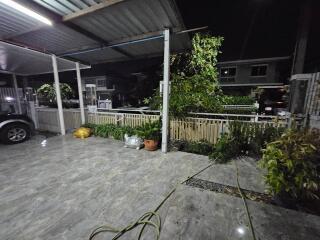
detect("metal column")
[161,29,170,153]
[76,62,86,125]
[12,74,22,114]
[292,0,312,74]
[51,55,66,135]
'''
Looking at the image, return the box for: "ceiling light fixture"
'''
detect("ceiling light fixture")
[0,0,52,25]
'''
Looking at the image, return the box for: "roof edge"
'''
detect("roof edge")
[218,56,291,65]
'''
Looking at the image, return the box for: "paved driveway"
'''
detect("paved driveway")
[2,135,320,240]
[0,135,209,240]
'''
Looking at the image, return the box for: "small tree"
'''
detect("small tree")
[37,83,73,102]
[145,33,224,117]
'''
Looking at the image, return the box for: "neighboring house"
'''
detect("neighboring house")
[82,74,155,108]
[217,56,291,95]
[82,76,116,109]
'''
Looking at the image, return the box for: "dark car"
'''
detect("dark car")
[0,112,34,144]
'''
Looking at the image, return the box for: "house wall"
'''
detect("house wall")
[219,62,281,85]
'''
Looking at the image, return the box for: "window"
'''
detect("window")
[219,67,236,82]
[251,65,267,77]
[97,79,106,87]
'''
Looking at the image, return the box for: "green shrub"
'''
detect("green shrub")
[121,126,136,137]
[146,33,224,117]
[250,123,286,155]
[37,83,73,101]
[180,140,214,156]
[81,123,135,141]
[259,129,320,200]
[82,121,161,141]
[222,95,255,105]
[209,134,239,163]
[209,121,284,163]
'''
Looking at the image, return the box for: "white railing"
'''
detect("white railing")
[35,107,287,143]
[222,104,254,109]
[188,112,287,123]
[87,111,160,127]
[88,111,286,144]
[36,107,85,133]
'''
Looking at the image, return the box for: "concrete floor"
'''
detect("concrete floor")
[1,135,320,240]
[197,157,267,193]
[0,135,209,240]
[161,185,320,240]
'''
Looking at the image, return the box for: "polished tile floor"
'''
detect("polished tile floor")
[0,135,209,240]
[1,135,319,240]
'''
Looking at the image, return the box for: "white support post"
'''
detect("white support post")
[12,74,22,114]
[161,29,170,153]
[76,62,86,125]
[51,55,66,135]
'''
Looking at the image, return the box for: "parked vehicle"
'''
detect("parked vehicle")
[0,112,34,144]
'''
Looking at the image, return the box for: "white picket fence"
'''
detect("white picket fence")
[35,107,287,143]
[36,107,84,133]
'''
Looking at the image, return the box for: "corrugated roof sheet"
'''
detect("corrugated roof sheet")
[0,41,90,75]
[72,47,126,63]
[0,2,46,39]
[33,0,104,16]
[12,24,99,54]
[66,33,190,64]
[71,0,182,42]
[0,0,190,65]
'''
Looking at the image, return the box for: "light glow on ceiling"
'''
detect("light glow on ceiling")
[0,0,52,25]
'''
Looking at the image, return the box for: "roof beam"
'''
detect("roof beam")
[63,21,134,58]
[9,0,133,59]
[63,0,125,21]
[59,26,207,57]
[104,26,205,46]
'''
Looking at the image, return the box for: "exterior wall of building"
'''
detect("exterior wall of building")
[218,59,290,86]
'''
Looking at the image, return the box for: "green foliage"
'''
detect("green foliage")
[136,120,161,141]
[179,140,214,156]
[37,83,73,102]
[81,123,135,140]
[221,95,255,105]
[190,33,224,81]
[259,129,320,200]
[209,121,284,163]
[209,134,239,163]
[147,33,224,117]
[37,84,55,101]
[82,121,161,141]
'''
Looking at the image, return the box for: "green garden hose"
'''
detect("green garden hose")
[89,163,215,240]
[234,160,257,240]
[89,211,161,240]
[89,161,256,240]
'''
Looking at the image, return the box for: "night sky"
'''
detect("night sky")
[176,0,319,69]
[2,0,319,86]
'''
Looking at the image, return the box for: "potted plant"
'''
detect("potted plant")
[37,83,73,108]
[136,120,161,151]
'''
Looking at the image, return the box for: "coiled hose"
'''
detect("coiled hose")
[89,161,256,240]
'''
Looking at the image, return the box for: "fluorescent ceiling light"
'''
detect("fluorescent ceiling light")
[0,0,52,25]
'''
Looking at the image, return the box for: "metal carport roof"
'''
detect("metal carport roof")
[0,0,190,64]
[0,41,90,75]
[0,0,190,152]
